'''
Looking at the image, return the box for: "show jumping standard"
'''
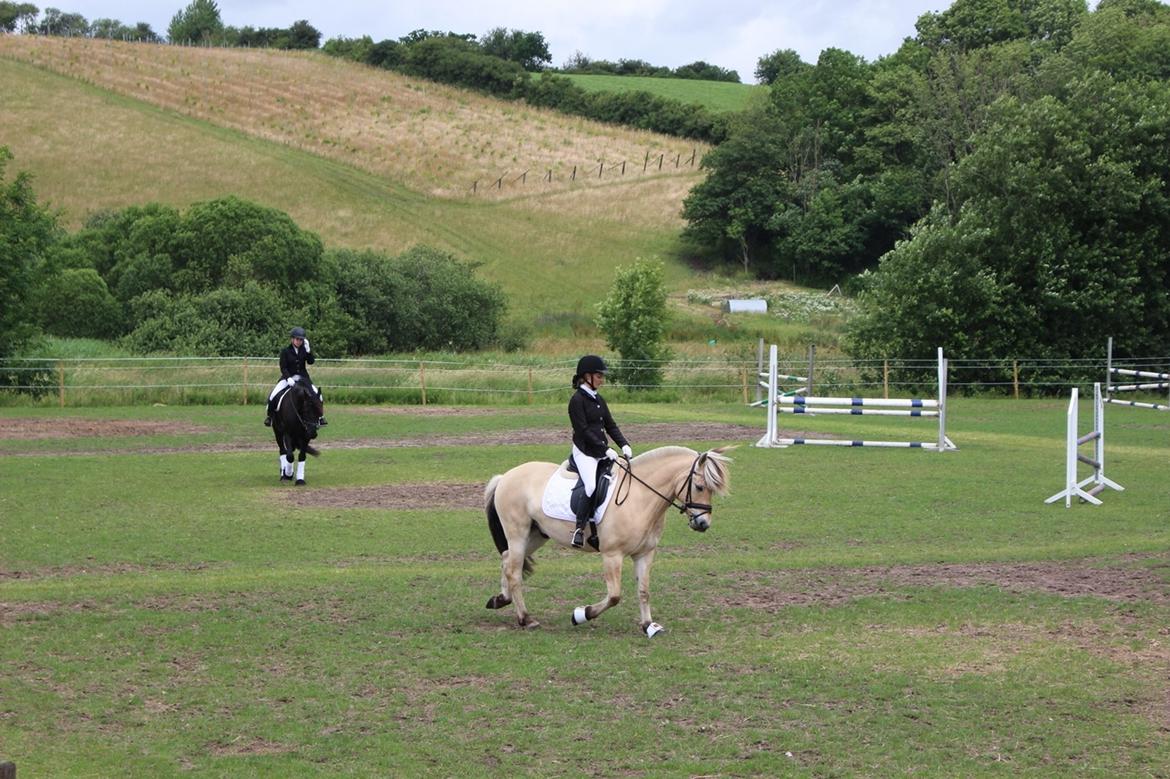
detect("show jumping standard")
[270,382,323,485]
[1045,383,1124,507]
[484,446,732,636]
[1105,337,1170,411]
[755,345,956,450]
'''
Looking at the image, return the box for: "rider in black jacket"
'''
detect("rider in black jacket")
[568,355,632,547]
[264,326,327,427]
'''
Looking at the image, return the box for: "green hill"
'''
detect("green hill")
[563,73,761,113]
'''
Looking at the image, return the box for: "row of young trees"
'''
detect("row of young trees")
[683,0,1170,369]
[559,52,740,83]
[323,31,728,143]
[0,0,320,48]
[0,148,509,379]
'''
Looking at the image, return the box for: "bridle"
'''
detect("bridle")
[284,384,318,435]
[613,453,713,526]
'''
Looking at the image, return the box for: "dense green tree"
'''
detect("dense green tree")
[167,0,223,45]
[754,48,809,85]
[479,27,551,71]
[595,259,671,389]
[33,268,122,338]
[847,74,1170,370]
[36,7,86,35]
[1,148,58,363]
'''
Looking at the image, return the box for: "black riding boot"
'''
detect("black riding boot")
[571,503,590,548]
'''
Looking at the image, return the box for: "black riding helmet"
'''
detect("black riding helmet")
[290,326,306,339]
[576,354,608,377]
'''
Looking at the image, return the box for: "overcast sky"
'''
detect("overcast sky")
[52,0,953,83]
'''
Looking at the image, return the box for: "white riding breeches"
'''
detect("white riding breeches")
[571,444,602,497]
[269,377,320,402]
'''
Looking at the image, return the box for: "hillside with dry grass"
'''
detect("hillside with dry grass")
[0,36,718,320]
[0,36,706,203]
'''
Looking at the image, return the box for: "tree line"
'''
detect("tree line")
[682,0,1170,375]
[0,148,510,392]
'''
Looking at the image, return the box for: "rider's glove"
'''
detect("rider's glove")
[302,338,310,353]
[621,444,633,458]
[605,448,618,461]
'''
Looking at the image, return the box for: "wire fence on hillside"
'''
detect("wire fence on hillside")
[2,350,1168,408]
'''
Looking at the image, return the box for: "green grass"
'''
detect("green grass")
[2,399,1169,775]
[563,73,762,113]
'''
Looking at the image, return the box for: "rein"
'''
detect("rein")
[613,454,712,520]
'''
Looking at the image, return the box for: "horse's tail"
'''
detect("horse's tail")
[485,475,508,556]
[485,474,534,578]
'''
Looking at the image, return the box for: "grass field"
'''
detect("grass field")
[2,398,1168,775]
[564,73,762,114]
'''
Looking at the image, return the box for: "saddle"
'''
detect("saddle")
[566,454,614,521]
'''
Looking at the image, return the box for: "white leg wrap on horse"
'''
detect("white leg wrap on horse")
[644,622,664,638]
[296,461,305,480]
[280,455,291,475]
[572,606,588,626]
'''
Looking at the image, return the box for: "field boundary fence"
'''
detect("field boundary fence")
[471,148,699,193]
[2,348,1168,407]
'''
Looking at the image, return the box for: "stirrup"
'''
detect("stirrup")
[571,527,584,548]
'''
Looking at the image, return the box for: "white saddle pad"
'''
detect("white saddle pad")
[540,462,615,524]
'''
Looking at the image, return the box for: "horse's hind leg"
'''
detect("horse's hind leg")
[502,539,538,629]
[571,552,623,627]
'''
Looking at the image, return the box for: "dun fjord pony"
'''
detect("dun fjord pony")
[271,382,322,485]
[484,446,732,636]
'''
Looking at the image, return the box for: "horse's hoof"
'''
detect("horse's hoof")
[280,474,292,482]
[643,622,665,638]
[523,619,541,630]
[485,594,512,610]
[295,479,306,486]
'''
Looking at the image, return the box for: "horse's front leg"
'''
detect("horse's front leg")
[275,432,292,480]
[634,550,664,638]
[571,552,623,627]
[295,449,307,485]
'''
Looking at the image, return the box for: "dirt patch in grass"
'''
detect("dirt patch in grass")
[209,737,295,757]
[0,417,212,440]
[716,556,1170,609]
[283,483,483,510]
[0,420,760,455]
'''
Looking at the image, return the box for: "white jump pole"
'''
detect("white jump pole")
[756,346,955,450]
[1045,383,1124,507]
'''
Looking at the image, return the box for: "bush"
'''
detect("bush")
[35,268,123,339]
[595,258,671,389]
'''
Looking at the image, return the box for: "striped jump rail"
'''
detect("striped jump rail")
[1045,382,1124,507]
[755,345,956,451]
[1104,337,1169,411]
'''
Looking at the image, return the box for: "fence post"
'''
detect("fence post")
[571,165,577,181]
[688,148,696,166]
[883,359,889,399]
[806,345,815,397]
[419,362,427,406]
[1013,360,1020,400]
[528,368,533,405]
[243,357,249,405]
[598,161,604,178]
[755,338,764,405]
[1,761,15,779]
[472,180,478,194]
[658,154,663,170]
[643,151,649,172]
[620,160,626,175]
[740,367,748,405]
[57,360,65,408]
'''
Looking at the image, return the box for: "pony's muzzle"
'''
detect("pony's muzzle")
[689,515,710,532]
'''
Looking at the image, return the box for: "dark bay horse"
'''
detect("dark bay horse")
[484,446,732,636]
[271,382,322,485]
